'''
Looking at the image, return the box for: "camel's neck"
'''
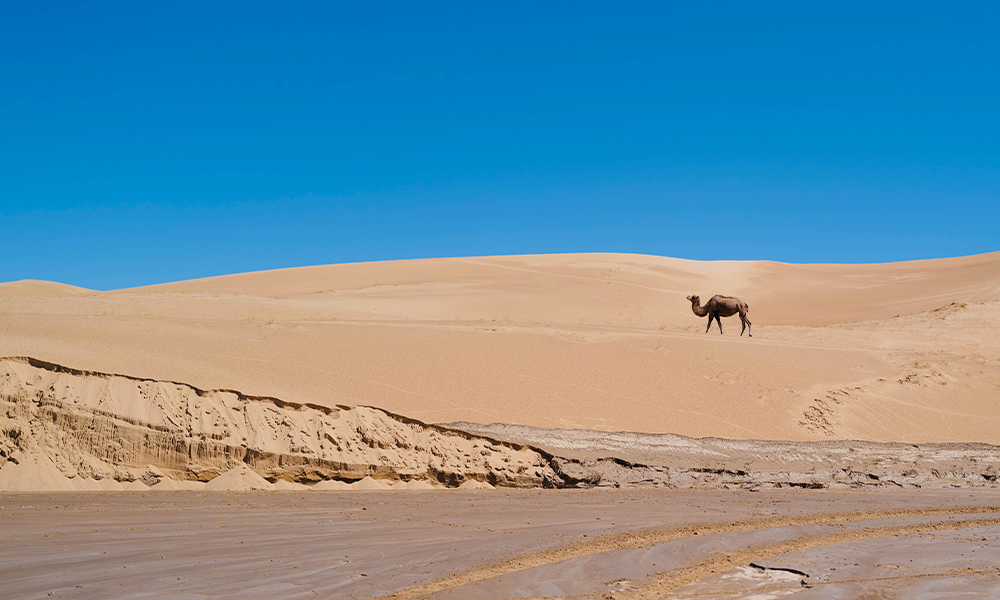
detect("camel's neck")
[690,301,708,317]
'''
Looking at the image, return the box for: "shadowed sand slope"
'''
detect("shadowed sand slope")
[1,252,998,442]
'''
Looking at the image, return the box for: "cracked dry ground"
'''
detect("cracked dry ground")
[4,489,1000,599]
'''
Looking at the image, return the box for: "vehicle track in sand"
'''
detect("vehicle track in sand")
[502,567,1000,600]
[374,505,1000,600]
[658,567,1000,599]
[618,517,1000,599]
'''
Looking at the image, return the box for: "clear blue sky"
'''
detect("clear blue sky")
[2,2,998,290]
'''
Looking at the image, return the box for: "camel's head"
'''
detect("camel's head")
[686,295,699,304]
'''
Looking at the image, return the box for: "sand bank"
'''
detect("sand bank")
[2,356,998,493]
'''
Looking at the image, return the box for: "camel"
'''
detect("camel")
[686,294,752,337]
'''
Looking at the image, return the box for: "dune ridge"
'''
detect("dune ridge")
[0,279,93,297]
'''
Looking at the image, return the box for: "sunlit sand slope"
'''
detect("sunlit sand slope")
[0,280,92,297]
[1,252,998,442]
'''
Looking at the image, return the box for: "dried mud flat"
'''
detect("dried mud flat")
[3,489,1000,599]
[450,421,1000,491]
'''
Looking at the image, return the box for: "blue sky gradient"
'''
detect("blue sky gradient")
[2,2,998,289]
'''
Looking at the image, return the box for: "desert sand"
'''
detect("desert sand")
[3,252,1000,598]
[1,252,998,443]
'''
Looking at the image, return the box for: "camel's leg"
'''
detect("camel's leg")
[716,314,723,334]
[739,307,752,337]
[705,316,713,334]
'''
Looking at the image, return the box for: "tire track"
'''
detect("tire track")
[374,505,1000,600]
[663,567,1000,598]
[624,517,1000,599]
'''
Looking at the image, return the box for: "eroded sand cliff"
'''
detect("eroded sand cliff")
[0,357,558,491]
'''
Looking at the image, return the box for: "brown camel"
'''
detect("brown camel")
[686,294,752,337]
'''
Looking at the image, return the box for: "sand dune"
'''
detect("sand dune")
[0,279,93,297]
[1,252,998,443]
